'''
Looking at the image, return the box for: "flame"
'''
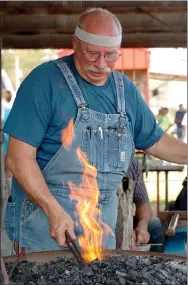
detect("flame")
[61,118,75,150]
[62,119,114,263]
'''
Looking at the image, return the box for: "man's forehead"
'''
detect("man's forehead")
[82,41,120,52]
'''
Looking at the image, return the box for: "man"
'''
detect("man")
[4,8,187,254]
[174,104,186,140]
[156,107,173,134]
[127,159,163,253]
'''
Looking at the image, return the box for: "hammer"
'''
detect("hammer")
[165,213,180,236]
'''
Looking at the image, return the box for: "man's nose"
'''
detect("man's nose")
[95,54,107,68]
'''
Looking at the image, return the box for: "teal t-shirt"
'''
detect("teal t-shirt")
[2,104,11,155]
[4,55,163,170]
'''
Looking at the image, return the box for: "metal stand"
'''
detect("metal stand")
[164,227,187,257]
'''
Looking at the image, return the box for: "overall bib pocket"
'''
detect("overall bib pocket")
[81,128,97,167]
[108,129,126,171]
[5,201,16,242]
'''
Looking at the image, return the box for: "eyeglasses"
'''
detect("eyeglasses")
[77,39,122,62]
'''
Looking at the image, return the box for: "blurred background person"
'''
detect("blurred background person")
[174,104,186,140]
[156,107,173,134]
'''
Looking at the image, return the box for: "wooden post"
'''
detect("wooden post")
[115,178,134,250]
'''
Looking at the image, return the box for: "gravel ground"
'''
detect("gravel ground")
[1,254,187,285]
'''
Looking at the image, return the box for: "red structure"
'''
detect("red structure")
[56,48,150,104]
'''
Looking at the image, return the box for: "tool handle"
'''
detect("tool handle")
[65,230,80,252]
[65,230,84,263]
[65,230,74,243]
[165,213,180,236]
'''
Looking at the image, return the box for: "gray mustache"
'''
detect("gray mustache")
[87,66,111,74]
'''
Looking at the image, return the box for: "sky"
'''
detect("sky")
[149,48,187,109]
[149,48,187,76]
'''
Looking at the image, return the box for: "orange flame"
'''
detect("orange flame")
[61,119,75,150]
[62,119,114,263]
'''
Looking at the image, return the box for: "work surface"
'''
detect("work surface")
[141,160,184,172]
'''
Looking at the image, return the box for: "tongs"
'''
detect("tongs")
[1,247,26,285]
[65,230,84,264]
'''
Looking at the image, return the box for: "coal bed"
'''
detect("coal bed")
[1,254,187,285]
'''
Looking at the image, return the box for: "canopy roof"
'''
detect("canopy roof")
[0,1,187,48]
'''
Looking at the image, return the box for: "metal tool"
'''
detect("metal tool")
[165,213,180,236]
[140,243,163,246]
[65,230,84,264]
[159,211,187,257]
[8,247,26,280]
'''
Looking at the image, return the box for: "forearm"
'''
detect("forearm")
[135,203,152,229]
[6,155,62,216]
[146,133,187,164]
[175,119,181,124]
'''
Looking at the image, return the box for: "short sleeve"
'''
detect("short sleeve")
[3,65,52,148]
[127,159,149,204]
[133,85,164,150]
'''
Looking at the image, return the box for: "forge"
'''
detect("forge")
[1,250,187,285]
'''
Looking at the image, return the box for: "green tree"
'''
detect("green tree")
[2,49,57,91]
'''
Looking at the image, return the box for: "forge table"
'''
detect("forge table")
[141,160,184,216]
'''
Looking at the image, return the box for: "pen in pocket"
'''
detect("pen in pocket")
[98,126,103,139]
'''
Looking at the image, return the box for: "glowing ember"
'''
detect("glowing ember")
[62,120,114,263]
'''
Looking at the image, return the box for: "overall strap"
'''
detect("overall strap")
[55,59,87,108]
[112,71,126,117]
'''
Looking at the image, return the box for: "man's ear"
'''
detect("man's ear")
[72,35,77,52]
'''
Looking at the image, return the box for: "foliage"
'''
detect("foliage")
[2,49,57,91]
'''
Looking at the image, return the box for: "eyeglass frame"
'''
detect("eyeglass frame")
[75,37,122,62]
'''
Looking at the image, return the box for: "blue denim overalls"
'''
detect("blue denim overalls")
[5,59,134,253]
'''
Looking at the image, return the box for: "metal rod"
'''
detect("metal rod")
[139,243,163,246]
[66,240,84,264]
[8,247,26,279]
[65,230,84,264]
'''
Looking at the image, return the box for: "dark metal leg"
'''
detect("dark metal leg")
[165,171,169,210]
[157,171,160,216]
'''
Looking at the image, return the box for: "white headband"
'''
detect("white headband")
[74,26,122,47]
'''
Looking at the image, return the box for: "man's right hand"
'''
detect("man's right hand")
[48,206,76,247]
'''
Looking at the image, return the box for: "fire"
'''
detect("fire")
[62,119,113,263]
[61,118,75,150]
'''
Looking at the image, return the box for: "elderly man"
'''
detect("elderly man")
[4,8,186,254]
